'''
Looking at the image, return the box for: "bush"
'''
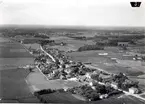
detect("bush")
[35,89,55,95]
[108,90,122,96]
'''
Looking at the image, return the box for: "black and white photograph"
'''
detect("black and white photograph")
[0,0,145,103]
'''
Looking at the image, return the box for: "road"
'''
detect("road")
[40,45,56,62]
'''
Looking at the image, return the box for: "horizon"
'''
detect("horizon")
[0,24,145,28]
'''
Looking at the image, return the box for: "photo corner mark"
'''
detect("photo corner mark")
[130,2,142,7]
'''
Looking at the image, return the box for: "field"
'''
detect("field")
[0,68,32,99]
[26,68,83,93]
[0,37,34,70]
[48,36,94,52]
[24,43,40,50]
[0,37,39,102]
[0,42,33,58]
[66,50,144,76]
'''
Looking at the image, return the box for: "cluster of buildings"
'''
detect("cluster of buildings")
[34,45,141,101]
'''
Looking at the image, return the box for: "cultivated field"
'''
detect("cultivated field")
[0,36,39,102]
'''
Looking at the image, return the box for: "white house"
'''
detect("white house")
[99,94,108,99]
[85,73,91,79]
[98,53,108,56]
[91,86,96,90]
[129,87,139,94]
[68,77,77,81]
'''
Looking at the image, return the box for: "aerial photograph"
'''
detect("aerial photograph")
[0,0,145,103]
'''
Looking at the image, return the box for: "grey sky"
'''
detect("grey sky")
[0,0,145,26]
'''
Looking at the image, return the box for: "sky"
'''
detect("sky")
[0,0,145,27]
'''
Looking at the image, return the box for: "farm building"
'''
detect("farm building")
[118,42,129,47]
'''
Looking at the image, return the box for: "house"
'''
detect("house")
[69,60,74,63]
[67,77,77,81]
[78,76,87,82]
[111,82,118,89]
[91,86,96,90]
[66,74,71,79]
[85,73,92,79]
[89,81,98,86]
[99,94,108,99]
[99,74,112,83]
[98,53,108,56]
[60,42,66,46]
[64,68,72,74]
[60,75,66,80]
[59,59,64,65]
[52,70,59,74]
[129,87,139,94]
[63,87,69,91]
[65,64,70,68]
[118,42,129,47]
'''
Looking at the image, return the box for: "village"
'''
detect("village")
[30,43,143,102]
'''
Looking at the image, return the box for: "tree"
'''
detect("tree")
[95,85,106,94]
[29,68,33,72]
